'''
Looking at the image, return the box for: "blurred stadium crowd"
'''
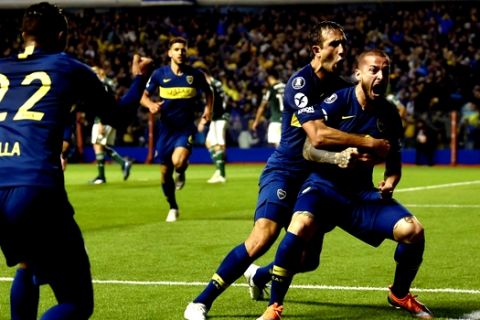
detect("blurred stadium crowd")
[1,2,479,150]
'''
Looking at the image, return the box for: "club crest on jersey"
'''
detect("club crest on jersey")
[186,75,194,84]
[294,93,309,109]
[324,93,338,104]
[277,189,287,200]
[292,77,305,90]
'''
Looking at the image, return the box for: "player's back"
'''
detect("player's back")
[0,47,107,187]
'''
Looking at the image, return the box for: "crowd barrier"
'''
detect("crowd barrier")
[80,147,480,165]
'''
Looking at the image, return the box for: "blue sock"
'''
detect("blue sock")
[11,268,39,320]
[253,262,274,288]
[162,175,178,209]
[392,239,425,297]
[194,244,252,309]
[269,232,305,306]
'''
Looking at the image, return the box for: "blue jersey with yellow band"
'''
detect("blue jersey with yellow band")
[265,63,350,174]
[145,65,209,130]
[309,86,404,191]
[0,46,145,188]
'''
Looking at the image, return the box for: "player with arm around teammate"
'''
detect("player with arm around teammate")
[0,2,151,319]
[184,21,390,320]
[257,49,433,320]
[141,37,213,222]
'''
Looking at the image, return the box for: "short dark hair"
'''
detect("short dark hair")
[23,2,67,41]
[356,49,390,68]
[267,68,279,80]
[309,21,345,48]
[169,37,187,48]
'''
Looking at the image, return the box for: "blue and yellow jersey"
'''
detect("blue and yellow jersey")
[310,86,404,190]
[0,46,144,187]
[266,63,350,173]
[145,65,210,129]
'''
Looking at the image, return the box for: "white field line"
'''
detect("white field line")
[397,180,480,208]
[1,277,478,295]
[454,311,480,320]
[395,180,480,193]
[404,204,480,208]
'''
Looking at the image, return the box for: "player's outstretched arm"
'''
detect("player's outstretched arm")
[303,119,391,158]
[131,54,153,76]
[303,139,358,169]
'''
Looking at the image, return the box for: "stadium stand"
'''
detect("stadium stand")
[1,2,479,164]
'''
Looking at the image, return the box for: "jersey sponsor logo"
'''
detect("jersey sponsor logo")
[341,115,356,120]
[291,77,305,90]
[277,188,287,200]
[159,86,197,99]
[163,78,172,83]
[294,93,309,109]
[186,75,194,84]
[298,106,314,115]
[0,141,21,156]
[324,93,338,104]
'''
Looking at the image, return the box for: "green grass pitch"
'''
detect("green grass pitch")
[0,163,479,319]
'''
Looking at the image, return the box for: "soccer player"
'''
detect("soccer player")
[141,37,213,222]
[252,69,286,148]
[197,65,229,184]
[257,49,433,320]
[0,2,151,319]
[184,21,390,320]
[89,66,133,184]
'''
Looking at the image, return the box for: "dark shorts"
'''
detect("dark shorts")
[294,182,412,247]
[0,186,91,286]
[155,126,194,164]
[254,167,308,228]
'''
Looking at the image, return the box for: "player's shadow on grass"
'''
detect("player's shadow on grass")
[210,301,391,320]
[210,299,473,319]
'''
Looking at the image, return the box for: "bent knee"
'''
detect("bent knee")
[393,216,425,244]
[244,219,281,258]
[287,211,317,239]
[298,254,320,273]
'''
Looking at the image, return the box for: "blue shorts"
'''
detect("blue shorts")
[254,167,308,228]
[294,181,412,247]
[0,186,91,286]
[155,125,194,164]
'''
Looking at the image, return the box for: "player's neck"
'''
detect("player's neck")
[355,85,368,110]
[170,63,184,75]
[311,61,330,81]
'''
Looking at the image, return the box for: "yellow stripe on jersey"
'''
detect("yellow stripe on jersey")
[272,265,291,277]
[290,113,301,127]
[159,86,197,99]
[211,273,229,289]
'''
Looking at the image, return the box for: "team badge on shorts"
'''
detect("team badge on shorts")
[277,189,287,200]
